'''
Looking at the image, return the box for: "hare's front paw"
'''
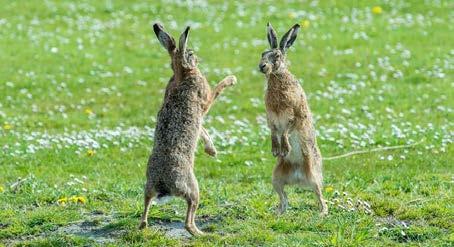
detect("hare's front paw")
[280,141,291,157]
[271,136,280,157]
[272,145,280,157]
[226,75,237,86]
[204,145,217,157]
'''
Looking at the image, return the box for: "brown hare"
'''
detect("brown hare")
[259,23,328,216]
[139,23,236,235]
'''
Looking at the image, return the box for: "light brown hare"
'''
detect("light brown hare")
[259,23,328,216]
[139,23,236,235]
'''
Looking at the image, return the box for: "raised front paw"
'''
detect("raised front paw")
[204,145,217,157]
[225,75,237,86]
[280,141,291,157]
[272,145,280,157]
[271,135,280,157]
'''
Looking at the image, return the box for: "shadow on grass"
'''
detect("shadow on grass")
[3,211,224,245]
[144,214,223,239]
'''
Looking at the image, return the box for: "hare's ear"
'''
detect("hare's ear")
[267,22,278,49]
[279,24,300,53]
[153,23,176,53]
[179,26,190,54]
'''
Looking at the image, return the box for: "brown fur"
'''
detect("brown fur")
[260,23,327,215]
[138,23,236,235]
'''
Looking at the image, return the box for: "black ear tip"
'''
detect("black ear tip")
[267,22,271,26]
[153,23,162,33]
[293,24,301,29]
[185,26,191,33]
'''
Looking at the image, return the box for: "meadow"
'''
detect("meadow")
[0,0,453,246]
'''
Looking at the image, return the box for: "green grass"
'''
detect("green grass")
[0,0,453,246]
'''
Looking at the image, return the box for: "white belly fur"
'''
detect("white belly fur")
[285,130,303,165]
[284,131,310,186]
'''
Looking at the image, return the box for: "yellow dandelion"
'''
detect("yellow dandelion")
[0,185,4,193]
[372,6,383,15]
[68,196,87,204]
[84,108,93,115]
[288,12,297,19]
[76,196,87,204]
[57,197,68,205]
[3,124,12,130]
[87,149,95,157]
[301,20,310,29]
[325,186,334,193]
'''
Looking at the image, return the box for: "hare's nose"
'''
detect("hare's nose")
[259,64,266,71]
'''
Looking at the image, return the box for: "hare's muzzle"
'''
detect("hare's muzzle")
[259,63,266,73]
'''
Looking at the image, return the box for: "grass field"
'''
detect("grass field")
[0,0,453,246]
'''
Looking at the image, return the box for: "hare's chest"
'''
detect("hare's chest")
[267,111,295,139]
[265,90,293,113]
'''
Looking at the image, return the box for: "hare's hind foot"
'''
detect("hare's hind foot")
[318,197,328,217]
[185,224,205,236]
[183,179,204,236]
[138,220,147,230]
[139,183,156,230]
[276,202,289,215]
[319,207,328,217]
[313,182,328,216]
[272,178,289,215]
[184,200,205,236]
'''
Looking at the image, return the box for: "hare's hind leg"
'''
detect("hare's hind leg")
[301,145,328,216]
[139,181,156,229]
[312,181,328,216]
[306,159,328,215]
[272,160,290,214]
[183,175,204,236]
[185,195,204,236]
[272,178,288,214]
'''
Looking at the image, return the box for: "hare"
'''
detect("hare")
[138,23,236,235]
[259,23,328,216]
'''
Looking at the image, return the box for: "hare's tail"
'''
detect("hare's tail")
[154,195,173,205]
[323,139,424,161]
